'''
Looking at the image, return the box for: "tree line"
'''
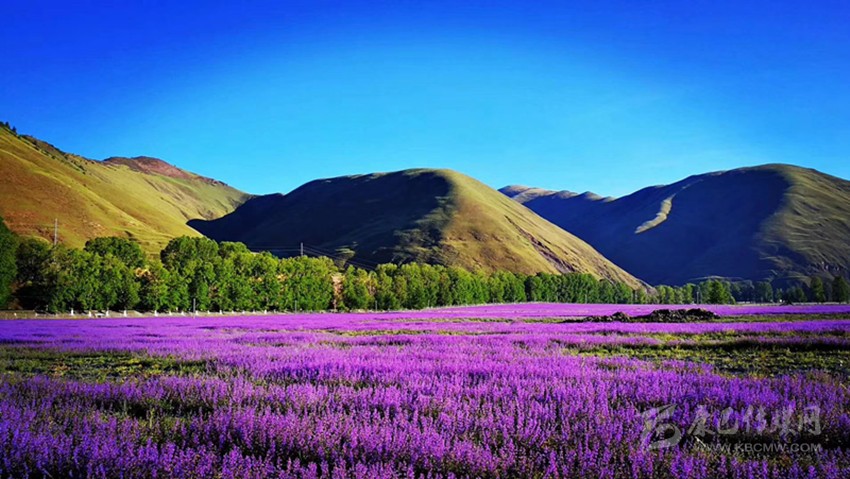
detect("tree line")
[656,276,850,305]
[11,235,638,313]
[1,219,849,312]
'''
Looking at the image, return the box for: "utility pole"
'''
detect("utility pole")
[53,218,58,246]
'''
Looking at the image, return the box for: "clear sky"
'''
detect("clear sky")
[2,1,849,197]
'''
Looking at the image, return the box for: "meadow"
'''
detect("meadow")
[0,304,848,478]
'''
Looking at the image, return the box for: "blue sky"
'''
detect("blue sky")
[2,1,849,196]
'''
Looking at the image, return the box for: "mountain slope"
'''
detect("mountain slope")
[191,168,644,287]
[502,164,850,285]
[0,127,250,252]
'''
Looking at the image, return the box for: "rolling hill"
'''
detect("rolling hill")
[502,164,850,285]
[191,168,645,287]
[0,126,250,252]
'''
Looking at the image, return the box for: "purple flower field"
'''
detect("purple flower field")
[1,308,849,478]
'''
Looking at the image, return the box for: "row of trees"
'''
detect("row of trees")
[3,227,850,312]
[0,218,17,308]
[654,277,850,305]
[5,234,646,312]
[13,235,641,312]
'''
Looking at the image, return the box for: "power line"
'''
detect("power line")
[244,242,382,271]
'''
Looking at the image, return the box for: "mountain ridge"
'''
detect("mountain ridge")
[191,168,645,288]
[0,127,250,251]
[503,164,850,285]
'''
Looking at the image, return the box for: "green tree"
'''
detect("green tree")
[433,266,454,306]
[214,250,254,311]
[342,266,374,310]
[139,262,170,312]
[38,248,101,312]
[488,271,508,303]
[754,281,774,303]
[13,237,51,308]
[165,268,191,311]
[374,264,400,310]
[0,217,17,308]
[399,263,427,309]
[280,256,335,311]
[785,286,807,303]
[39,246,78,312]
[251,252,283,310]
[809,276,826,303]
[15,238,50,284]
[705,280,734,304]
[504,272,527,303]
[470,270,490,304]
[84,237,145,268]
[99,253,140,310]
[832,276,850,303]
[161,237,220,311]
[614,282,633,304]
[656,285,675,304]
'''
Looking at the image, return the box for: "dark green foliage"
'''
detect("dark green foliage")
[754,281,774,303]
[341,266,374,310]
[161,237,220,311]
[84,237,145,268]
[833,276,850,303]
[280,256,336,311]
[12,234,774,314]
[704,280,735,304]
[15,237,50,284]
[0,217,17,307]
[786,286,807,303]
[33,247,140,312]
[13,237,50,308]
[251,252,283,310]
[729,281,755,302]
[374,265,401,310]
[809,276,826,303]
[139,262,170,312]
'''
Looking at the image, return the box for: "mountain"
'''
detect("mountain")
[0,126,250,252]
[502,164,850,285]
[191,168,644,287]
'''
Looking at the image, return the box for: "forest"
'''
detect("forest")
[1,218,848,313]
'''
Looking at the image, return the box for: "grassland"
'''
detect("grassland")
[0,127,249,252]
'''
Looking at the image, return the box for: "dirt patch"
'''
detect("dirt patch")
[581,308,719,323]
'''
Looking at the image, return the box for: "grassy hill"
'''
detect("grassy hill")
[191,168,644,287]
[503,164,850,285]
[0,126,250,252]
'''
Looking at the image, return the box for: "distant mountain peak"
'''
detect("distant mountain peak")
[503,163,850,285]
[192,168,644,287]
[103,156,227,186]
[500,185,612,203]
[0,128,249,251]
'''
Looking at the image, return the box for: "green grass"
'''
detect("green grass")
[0,346,208,382]
[564,331,850,378]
